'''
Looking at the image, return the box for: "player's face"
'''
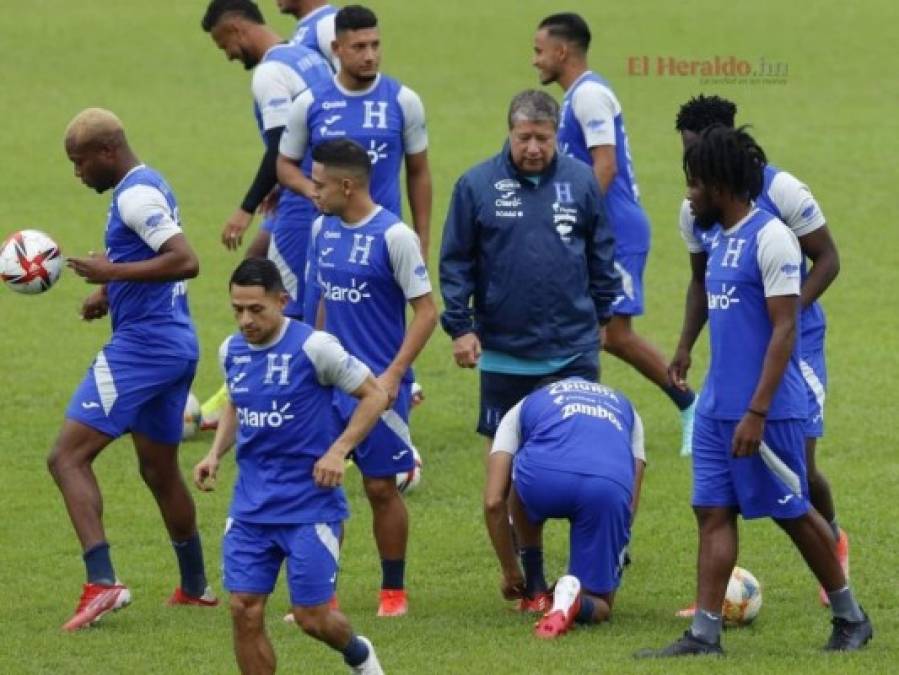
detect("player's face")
[210,22,257,70]
[532,29,563,85]
[230,284,287,344]
[310,161,351,216]
[334,28,380,82]
[65,138,117,193]
[509,120,557,174]
[685,174,722,230]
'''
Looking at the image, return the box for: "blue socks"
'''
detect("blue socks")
[690,608,723,644]
[663,385,696,411]
[520,547,548,596]
[827,586,864,622]
[342,634,370,667]
[380,559,405,590]
[83,542,115,585]
[172,533,207,597]
[575,595,595,624]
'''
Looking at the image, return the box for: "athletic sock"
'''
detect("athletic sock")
[827,586,864,622]
[829,518,841,542]
[575,596,596,624]
[380,559,405,590]
[341,634,370,667]
[172,533,208,597]
[520,547,547,597]
[663,384,696,411]
[550,575,580,613]
[690,608,723,644]
[83,542,115,585]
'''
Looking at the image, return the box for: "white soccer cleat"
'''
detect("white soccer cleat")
[349,636,384,674]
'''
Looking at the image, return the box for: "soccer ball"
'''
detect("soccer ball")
[396,446,422,494]
[182,392,201,440]
[723,566,762,626]
[0,229,63,294]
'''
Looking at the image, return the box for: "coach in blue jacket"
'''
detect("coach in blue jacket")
[440,89,620,442]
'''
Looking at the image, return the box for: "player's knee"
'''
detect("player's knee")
[364,478,399,505]
[291,607,326,638]
[229,595,264,631]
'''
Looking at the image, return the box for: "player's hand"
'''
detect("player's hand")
[67,252,116,284]
[500,570,526,600]
[259,187,280,216]
[221,209,253,250]
[452,332,481,368]
[732,412,764,457]
[376,371,402,407]
[193,454,219,492]
[313,450,346,488]
[80,288,109,321]
[668,347,692,390]
[410,381,425,407]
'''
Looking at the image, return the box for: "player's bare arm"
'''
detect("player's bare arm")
[68,233,199,284]
[732,295,799,457]
[588,144,617,193]
[194,402,237,492]
[276,152,317,200]
[377,293,437,403]
[798,225,840,309]
[669,251,709,389]
[483,451,525,599]
[405,150,432,258]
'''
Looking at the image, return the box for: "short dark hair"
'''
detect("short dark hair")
[335,5,378,34]
[201,0,264,32]
[311,139,372,178]
[683,125,767,200]
[507,90,560,129]
[675,94,738,133]
[538,13,591,52]
[229,257,284,293]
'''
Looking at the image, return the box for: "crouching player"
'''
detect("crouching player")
[483,376,646,638]
[193,258,385,674]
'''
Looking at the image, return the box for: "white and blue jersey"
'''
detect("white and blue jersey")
[557,71,651,256]
[289,4,338,71]
[699,208,807,421]
[220,319,370,524]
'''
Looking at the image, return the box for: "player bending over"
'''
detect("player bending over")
[484,377,646,638]
[194,258,385,674]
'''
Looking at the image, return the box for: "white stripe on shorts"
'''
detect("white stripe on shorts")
[315,523,340,564]
[267,237,299,301]
[93,350,118,416]
[613,261,635,300]
[759,442,802,497]
[380,408,413,448]
[799,359,825,421]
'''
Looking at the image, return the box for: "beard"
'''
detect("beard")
[693,207,722,230]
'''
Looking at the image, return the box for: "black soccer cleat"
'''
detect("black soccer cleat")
[824,610,873,652]
[634,630,724,659]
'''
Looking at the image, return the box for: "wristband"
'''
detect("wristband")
[747,407,767,419]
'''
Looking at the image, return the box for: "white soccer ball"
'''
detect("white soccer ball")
[723,566,762,626]
[0,229,63,294]
[182,392,201,440]
[396,446,422,494]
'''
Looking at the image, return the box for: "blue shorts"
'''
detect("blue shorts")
[223,518,341,607]
[692,413,810,520]
[66,346,196,445]
[799,348,827,439]
[611,253,647,316]
[336,383,414,478]
[515,464,631,595]
[477,352,599,437]
[267,211,312,320]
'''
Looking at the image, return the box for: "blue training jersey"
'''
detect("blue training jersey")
[699,208,807,420]
[557,71,651,255]
[221,319,371,524]
[290,4,338,71]
[104,165,197,360]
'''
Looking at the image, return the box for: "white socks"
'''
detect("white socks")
[550,575,581,614]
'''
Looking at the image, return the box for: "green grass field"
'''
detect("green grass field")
[1,1,897,673]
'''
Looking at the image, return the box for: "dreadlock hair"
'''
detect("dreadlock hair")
[683,124,767,201]
[675,94,737,133]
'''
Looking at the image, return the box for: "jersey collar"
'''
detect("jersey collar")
[333,73,381,97]
[339,205,382,229]
[113,164,146,191]
[247,317,291,351]
[721,206,759,236]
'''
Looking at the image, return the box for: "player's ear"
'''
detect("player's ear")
[277,290,289,310]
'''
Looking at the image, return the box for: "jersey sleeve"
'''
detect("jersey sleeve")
[571,81,618,148]
[218,336,232,379]
[316,15,338,71]
[766,170,827,238]
[116,184,183,251]
[385,222,432,299]
[756,219,802,297]
[397,86,428,155]
[279,89,314,160]
[678,199,704,253]
[303,330,372,393]
[631,410,646,462]
[490,400,524,456]
[251,61,305,131]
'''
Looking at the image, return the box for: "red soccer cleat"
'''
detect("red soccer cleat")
[167,586,219,607]
[820,529,850,606]
[517,592,551,614]
[62,582,131,632]
[534,595,581,640]
[377,589,408,617]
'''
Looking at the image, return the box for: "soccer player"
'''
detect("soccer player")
[672,94,847,605]
[193,258,385,675]
[276,0,339,70]
[49,108,216,632]
[637,126,872,657]
[305,138,437,616]
[277,3,432,288]
[484,377,646,638]
[532,13,698,457]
